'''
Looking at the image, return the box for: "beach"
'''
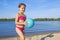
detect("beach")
[0,31,60,40]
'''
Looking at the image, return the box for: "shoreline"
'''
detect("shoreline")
[0,31,60,40]
[0,30,60,38]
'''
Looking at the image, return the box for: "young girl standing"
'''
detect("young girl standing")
[15,3,27,40]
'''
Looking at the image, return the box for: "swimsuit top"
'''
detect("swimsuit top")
[18,15,26,21]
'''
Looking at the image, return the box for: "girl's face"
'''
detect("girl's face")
[19,5,25,13]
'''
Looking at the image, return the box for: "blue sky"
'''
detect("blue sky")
[0,0,60,18]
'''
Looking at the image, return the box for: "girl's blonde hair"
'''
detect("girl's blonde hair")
[18,3,26,8]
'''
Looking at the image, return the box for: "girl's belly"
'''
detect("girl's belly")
[16,20,25,28]
[19,20,24,22]
[16,25,24,28]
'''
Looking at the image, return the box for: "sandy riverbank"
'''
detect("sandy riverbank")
[0,31,60,40]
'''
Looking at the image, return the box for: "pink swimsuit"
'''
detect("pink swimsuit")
[16,15,26,31]
[18,16,26,21]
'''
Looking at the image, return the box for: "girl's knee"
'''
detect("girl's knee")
[20,37,25,40]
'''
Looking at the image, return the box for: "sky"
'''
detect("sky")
[0,0,60,18]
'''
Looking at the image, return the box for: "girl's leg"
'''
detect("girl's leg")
[16,28,25,40]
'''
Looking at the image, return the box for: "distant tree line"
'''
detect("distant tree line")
[0,18,60,21]
[0,18,15,21]
[34,18,60,21]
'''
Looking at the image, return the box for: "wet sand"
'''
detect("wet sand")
[0,31,60,40]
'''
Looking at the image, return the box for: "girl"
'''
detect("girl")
[15,3,27,40]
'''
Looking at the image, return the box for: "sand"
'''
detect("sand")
[0,31,60,40]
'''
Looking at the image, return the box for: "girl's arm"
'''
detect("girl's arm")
[15,14,25,25]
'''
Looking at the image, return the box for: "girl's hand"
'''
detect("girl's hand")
[24,21,27,25]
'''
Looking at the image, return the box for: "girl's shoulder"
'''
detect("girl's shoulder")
[18,13,26,17]
[15,13,18,16]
